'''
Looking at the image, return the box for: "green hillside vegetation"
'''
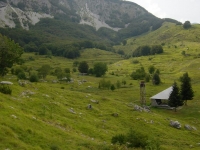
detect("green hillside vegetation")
[115,22,200,55]
[1,22,200,149]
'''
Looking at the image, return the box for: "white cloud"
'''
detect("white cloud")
[147,3,167,18]
[127,0,167,18]
[126,0,200,23]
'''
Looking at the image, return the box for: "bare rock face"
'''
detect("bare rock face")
[0,0,147,30]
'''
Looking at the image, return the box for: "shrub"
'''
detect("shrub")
[17,71,26,79]
[132,59,139,64]
[111,134,126,145]
[29,74,39,82]
[0,85,12,94]
[14,67,24,75]
[99,79,111,90]
[111,129,161,149]
[126,129,148,148]
[64,68,70,73]
[73,68,77,72]
[110,84,115,91]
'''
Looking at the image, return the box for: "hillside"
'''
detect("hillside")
[0,0,166,57]
[115,22,200,55]
[1,20,200,149]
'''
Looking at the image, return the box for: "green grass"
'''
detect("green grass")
[1,24,200,149]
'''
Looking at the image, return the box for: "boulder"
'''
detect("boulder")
[170,120,181,129]
[184,124,192,130]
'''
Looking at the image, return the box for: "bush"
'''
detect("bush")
[110,84,115,91]
[17,71,26,79]
[64,68,70,73]
[29,74,39,82]
[132,59,139,64]
[111,129,161,149]
[111,134,126,145]
[0,85,12,94]
[99,79,111,90]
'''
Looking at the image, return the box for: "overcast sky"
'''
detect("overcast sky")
[127,0,200,23]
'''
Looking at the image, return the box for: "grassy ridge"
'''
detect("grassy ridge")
[1,24,200,149]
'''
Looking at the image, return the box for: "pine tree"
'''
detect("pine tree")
[180,72,194,105]
[168,82,183,112]
[152,73,161,85]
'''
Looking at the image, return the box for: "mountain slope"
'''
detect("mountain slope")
[1,0,148,30]
[115,22,200,55]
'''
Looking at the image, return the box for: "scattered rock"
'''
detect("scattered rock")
[52,80,58,83]
[185,124,192,130]
[170,120,181,129]
[87,104,92,109]
[42,94,50,98]
[192,126,197,131]
[90,99,99,104]
[134,104,150,112]
[20,90,35,97]
[0,81,13,85]
[69,108,76,114]
[150,120,154,124]
[184,124,197,131]
[11,115,17,119]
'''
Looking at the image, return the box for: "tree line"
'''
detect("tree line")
[132,45,163,57]
[168,72,194,111]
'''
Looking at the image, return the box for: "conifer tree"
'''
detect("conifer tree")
[168,82,183,112]
[152,73,161,85]
[180,72,194,105]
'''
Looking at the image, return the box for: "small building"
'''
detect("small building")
[150,86,173,107]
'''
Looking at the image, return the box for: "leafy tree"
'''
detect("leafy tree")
[152,73,161,85]
[148,65,155,74]
[93,62,108,77]
[117,49,125,55]
[130,67,146,80]
[150,45,163,54]
[145,74,150,82]
[0,34,23,76]
[183,21,191,29]
[78,61,89,73]
[38,64,51,79]
[180,72,194,105]
[168,82,183,112]
[133,45,163,57]
[39,46,49,55]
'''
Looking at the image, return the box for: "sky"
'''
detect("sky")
[127,0,200,23]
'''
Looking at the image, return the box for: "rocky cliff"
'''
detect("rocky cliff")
[0,0,147,30]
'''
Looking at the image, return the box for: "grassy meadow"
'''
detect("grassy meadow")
[1,23,200,149]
